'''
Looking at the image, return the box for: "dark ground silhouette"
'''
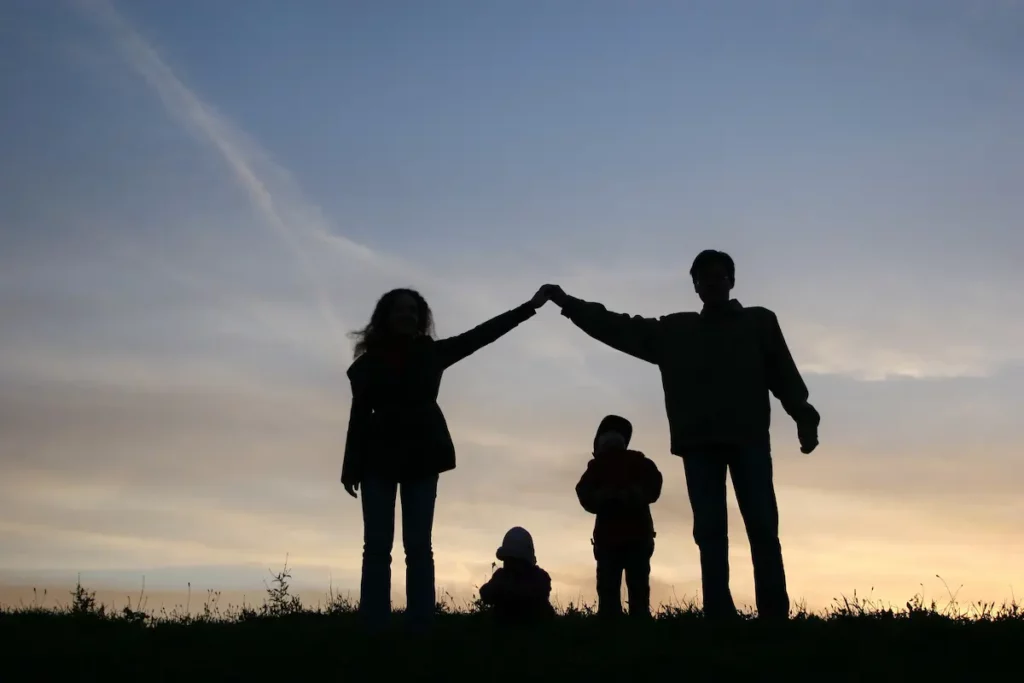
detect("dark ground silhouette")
[1,574,1021,680]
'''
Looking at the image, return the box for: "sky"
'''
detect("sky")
[1,0,1023,614]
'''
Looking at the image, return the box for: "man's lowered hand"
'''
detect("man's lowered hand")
[798,426,818,454]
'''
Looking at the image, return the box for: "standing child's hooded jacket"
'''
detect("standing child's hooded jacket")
[575,415,663,548]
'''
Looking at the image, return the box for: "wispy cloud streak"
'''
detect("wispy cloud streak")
[74,0,365,368]
[71,0,561,371]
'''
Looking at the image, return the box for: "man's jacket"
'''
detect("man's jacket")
[560,297,819,456]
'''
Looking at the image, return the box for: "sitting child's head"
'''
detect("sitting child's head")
[496,526,536,569]
[593,414,633,454]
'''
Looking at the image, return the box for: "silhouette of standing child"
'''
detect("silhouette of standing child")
[478,527,555,624]
[576,415,663,618]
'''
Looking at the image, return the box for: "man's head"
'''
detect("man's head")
[690,249,735,306]
[594,414,633,454]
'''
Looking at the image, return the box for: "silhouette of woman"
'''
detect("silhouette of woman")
[342,286,550,630]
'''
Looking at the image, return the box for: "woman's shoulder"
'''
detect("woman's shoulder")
[347,353,373,381]
[348,338,435,375]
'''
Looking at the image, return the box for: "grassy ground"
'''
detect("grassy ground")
[1,568,1022,681]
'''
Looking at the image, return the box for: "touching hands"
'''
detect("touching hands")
[530,284,569,309]
[527,284,569,310]
[529,286,551,309]
[540,284,567,307]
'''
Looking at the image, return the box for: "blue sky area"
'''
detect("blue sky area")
[1,0,1022,610]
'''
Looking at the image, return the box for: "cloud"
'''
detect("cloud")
[1,361,1021,543]
[2,382,1021,613]
[68,0,613,381]
[71,0,391,371]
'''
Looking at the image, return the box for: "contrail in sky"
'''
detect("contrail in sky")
[74,0,360,363]
[71,0,608,380]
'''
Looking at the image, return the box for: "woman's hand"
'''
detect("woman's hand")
[529,286,552,309]
[343,481,359,499]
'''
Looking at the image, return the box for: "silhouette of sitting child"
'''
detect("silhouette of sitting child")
[576,415,663,618]
[478,526,555,624]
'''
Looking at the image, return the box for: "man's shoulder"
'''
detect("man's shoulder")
[739,304,776,316]
[659,311,701,326]
[738,305,779,327]
[662,310,700,320]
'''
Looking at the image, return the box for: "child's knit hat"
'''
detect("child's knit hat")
[593,414,633,452]
[496,526,537,566]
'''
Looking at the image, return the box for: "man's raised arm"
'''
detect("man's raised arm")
[542,284,662,364]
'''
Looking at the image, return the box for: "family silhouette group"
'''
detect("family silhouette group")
[340,249,821,629]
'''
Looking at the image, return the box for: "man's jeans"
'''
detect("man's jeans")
[359,475,439,629]
[682,445,790,620]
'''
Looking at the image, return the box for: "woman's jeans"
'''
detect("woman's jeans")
[358,474,439,628]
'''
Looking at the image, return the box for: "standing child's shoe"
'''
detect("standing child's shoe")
[576,415,663,618]
[478,527,556,625]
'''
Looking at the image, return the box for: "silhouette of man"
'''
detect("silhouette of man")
[543,250,819,621]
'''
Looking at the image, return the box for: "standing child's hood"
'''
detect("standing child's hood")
[593,414,633,452]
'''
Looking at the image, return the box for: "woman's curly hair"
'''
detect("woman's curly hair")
[349,288,435,359]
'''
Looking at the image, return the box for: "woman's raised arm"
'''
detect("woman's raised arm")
[434,288,548,369]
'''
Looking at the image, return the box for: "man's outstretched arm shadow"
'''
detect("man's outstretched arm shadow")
[543,285,662,364]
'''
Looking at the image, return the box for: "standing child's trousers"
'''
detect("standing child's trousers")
[593,537,655,618]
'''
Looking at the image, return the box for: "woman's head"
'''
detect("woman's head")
[350,288,435,358]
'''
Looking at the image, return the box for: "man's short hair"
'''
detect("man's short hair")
[689,249,736,283]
